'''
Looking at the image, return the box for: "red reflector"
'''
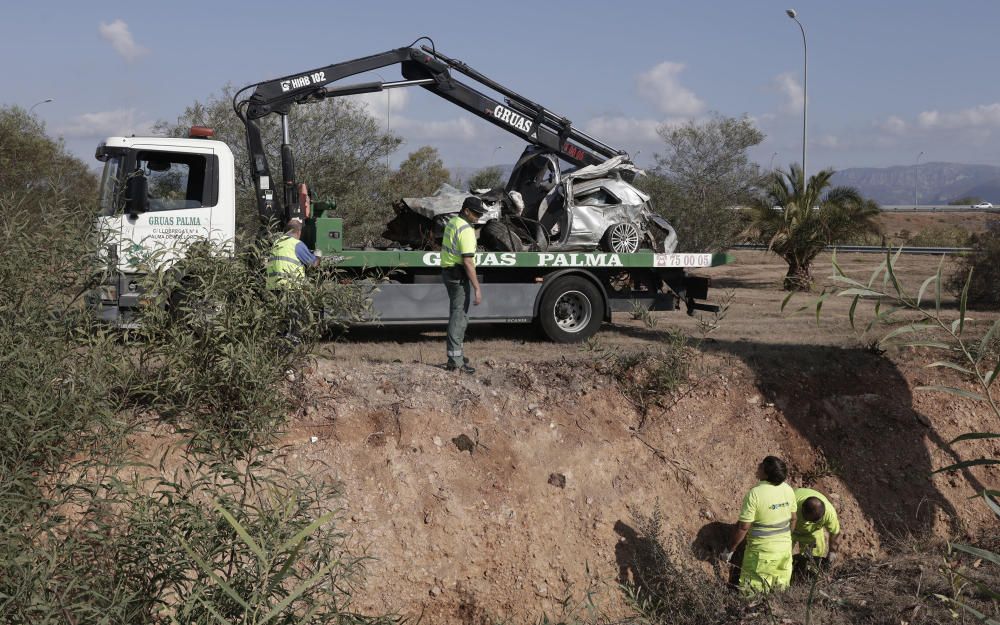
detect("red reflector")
[189,126,215,138]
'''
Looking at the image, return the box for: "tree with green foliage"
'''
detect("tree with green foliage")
[155,86,401,244]
[0,105,96,205]
[638,114,764,252]
[0,115,387,623]
[389,145,451,199]
[466,165,505,192]
[749,164,881,290]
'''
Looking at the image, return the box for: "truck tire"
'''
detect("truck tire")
[538,276,604,343]
[480,219,524,252]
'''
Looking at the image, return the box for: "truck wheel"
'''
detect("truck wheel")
[538,276,604,343]
[602,222,641,253]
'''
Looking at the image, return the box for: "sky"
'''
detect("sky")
[3,0,1000,174]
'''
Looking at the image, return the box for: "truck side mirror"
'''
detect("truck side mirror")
[125,173,148,216]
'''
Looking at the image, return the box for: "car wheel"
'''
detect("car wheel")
[602,222,641,253]
[538,276,604,343]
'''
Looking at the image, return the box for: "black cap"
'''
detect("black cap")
[462,196,487,214]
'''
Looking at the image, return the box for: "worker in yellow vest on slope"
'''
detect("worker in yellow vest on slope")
[266,218,318,341]
[792,487,841,575]
[441,196,487,374]
[722,456,797,595]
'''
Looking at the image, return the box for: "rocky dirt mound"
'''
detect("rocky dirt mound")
[276,344,998,623]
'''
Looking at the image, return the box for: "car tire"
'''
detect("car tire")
[481,219,525,252]
[537,276,604,343]
[602,222,641,253]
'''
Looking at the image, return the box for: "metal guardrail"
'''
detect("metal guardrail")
[881,205,999,213]
[732,244,974,255]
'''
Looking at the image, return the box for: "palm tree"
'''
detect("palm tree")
[749,164,881,291]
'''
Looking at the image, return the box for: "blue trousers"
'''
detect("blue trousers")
[442,268,471,367]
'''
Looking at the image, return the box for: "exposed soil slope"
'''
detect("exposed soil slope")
[260,251,998,622]
[280,340,996,622]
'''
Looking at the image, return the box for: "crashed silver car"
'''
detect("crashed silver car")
[383,147,678,254]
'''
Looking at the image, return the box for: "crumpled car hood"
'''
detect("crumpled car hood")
[399,183,499,223]
[562,155,645,185]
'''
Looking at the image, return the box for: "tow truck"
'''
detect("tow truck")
[93,39,725,342]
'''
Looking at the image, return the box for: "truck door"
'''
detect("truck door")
[120,148,218,269]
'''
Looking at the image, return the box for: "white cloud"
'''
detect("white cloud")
[878,115,907,135]
[583,116,664,145]
[636,62,704,116]
[916,103,1000,130]
[394,116,480,142]
[815,135,840,149]
[773,72,803,114]
[99,19,148,63]
[346,90,483,145]
[347,89,410,127]
[57,109,154,139]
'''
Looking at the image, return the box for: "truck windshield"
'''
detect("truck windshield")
[98,155,123,217]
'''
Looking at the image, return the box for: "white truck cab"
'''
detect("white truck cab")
[91,129,236,323]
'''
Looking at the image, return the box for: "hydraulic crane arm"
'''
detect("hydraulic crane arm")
[234,40,628,226]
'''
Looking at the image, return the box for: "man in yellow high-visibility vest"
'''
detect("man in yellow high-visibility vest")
[266,218,317,288]
[722,456,797,595]
[266,218,318,342]
[441,196,486,374]
[792,487,841,574]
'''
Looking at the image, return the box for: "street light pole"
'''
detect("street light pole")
[29,98,54,115]
[786,9,807,182]
[769,152,778,171]
[492,145,503,163]
[914,151,924,208]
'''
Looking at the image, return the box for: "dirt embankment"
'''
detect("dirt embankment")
[876,210,996,244]
[279,339,997,623]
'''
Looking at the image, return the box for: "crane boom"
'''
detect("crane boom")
[234,42,629,226]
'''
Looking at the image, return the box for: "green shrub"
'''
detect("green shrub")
[124,236,369,457]
[595,330,690,425]
[950,220,1000,309]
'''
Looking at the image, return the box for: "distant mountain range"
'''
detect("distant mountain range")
[831,162,1000,205]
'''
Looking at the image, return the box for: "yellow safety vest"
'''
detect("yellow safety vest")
[441,215,475,268]
[738,481,796,553]
[266,235,305,289]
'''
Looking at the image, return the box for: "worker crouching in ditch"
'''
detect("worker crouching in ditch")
[792,487,841,576]
[441,196,486,374]
[722,456,797,595]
